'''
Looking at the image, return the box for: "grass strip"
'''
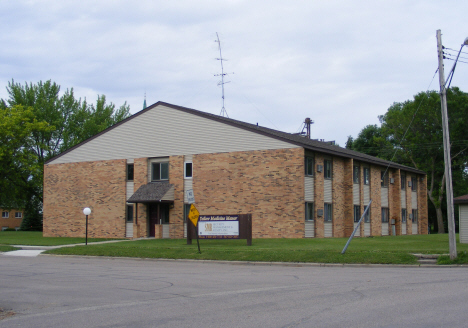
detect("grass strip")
[438,251,468,265]
[0,245,18,252]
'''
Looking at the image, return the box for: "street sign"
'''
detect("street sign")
[188,204,199,227]
[186,189,195,204]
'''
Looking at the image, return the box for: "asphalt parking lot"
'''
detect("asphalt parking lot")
[1,254,468,327]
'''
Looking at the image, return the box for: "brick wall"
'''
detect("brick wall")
[133,157,148,238]
[193,148,304,238]
[43,159,126,238]
[370,165,382,236]
[1,209,23,230]
[169,155,184,239]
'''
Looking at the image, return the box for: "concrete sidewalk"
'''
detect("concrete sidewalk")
[2,239,134,257]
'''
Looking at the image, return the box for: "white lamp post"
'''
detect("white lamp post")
[83,207,91,245]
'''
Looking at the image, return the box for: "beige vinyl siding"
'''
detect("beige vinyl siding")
[48,104,299,165]
[353,184,360,205]
[412,223,418,234]
[304,177,314,202]
[353,223,361,236]
[324,222,333,237]
[324,180,332,203]
[161,186,175,201]
[459,205,468,243]
[125,222,133,238]
[126,182,134,200]
[305,221,315,238]
[382,223,389,236]
[412,191,418,209]
[162,225,170,238]
[402,222,407,235]
[184,180,193,203]
[363,185,370,204]
[401,190,406,208]
[364,223,371,236]
[381,188,389,207]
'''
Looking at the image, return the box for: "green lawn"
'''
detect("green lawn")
[0,231,120,246]
[45,234,468,264]
[3,232,468,265]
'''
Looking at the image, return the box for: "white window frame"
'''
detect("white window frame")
[184,162,193,179]
[15,212,22,218]
[2,211,9,218]
[402,208,407,223]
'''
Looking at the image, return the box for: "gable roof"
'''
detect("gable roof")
[46,101,424,174]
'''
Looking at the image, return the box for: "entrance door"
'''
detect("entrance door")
[149,204,158,237]
[148,203,170,238]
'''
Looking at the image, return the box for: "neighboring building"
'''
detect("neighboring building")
[1,208,24,231]
[43,102,428,239]
[454,195,468,243]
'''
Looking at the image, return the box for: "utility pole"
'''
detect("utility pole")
[436,29,457,260]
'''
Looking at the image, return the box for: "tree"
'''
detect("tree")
[348,124,393,159]
[1,80,131,230]
[350,87,468,233]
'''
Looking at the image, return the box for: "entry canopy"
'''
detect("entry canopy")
[127,181,174,203]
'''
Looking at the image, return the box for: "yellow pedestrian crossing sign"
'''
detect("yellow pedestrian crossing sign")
[188,204,200,227]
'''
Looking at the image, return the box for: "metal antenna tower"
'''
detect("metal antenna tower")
[214,32,232,117]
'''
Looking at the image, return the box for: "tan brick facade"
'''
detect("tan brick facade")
[43,147,428,239]
[193,148,305,238]
[43,159,127,238]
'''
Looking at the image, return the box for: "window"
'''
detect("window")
[353,205,361,223]
[353,165,360,184]
[15,212,22,218]
[2,211,9,218]
[402,208,407,223]
[401,174,406,190]
[126,205,134,223]
[305,157,314,176]
[381,207,389,223]
[184,162,193,179]
[305,202,314,221]
[381,171,389,187]
[127,164,134,181]
[324,203,332,222]
[411,177,418,192]
[363,167,370,185]
[152,162,169,181]
[2,227,8,231]
[324,160,332,179]
[364,205,370,222]
[412,209,418,223]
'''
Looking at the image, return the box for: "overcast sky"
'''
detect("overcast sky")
[1,1,467,146]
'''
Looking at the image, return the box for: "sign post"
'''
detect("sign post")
[187,204,201,253]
